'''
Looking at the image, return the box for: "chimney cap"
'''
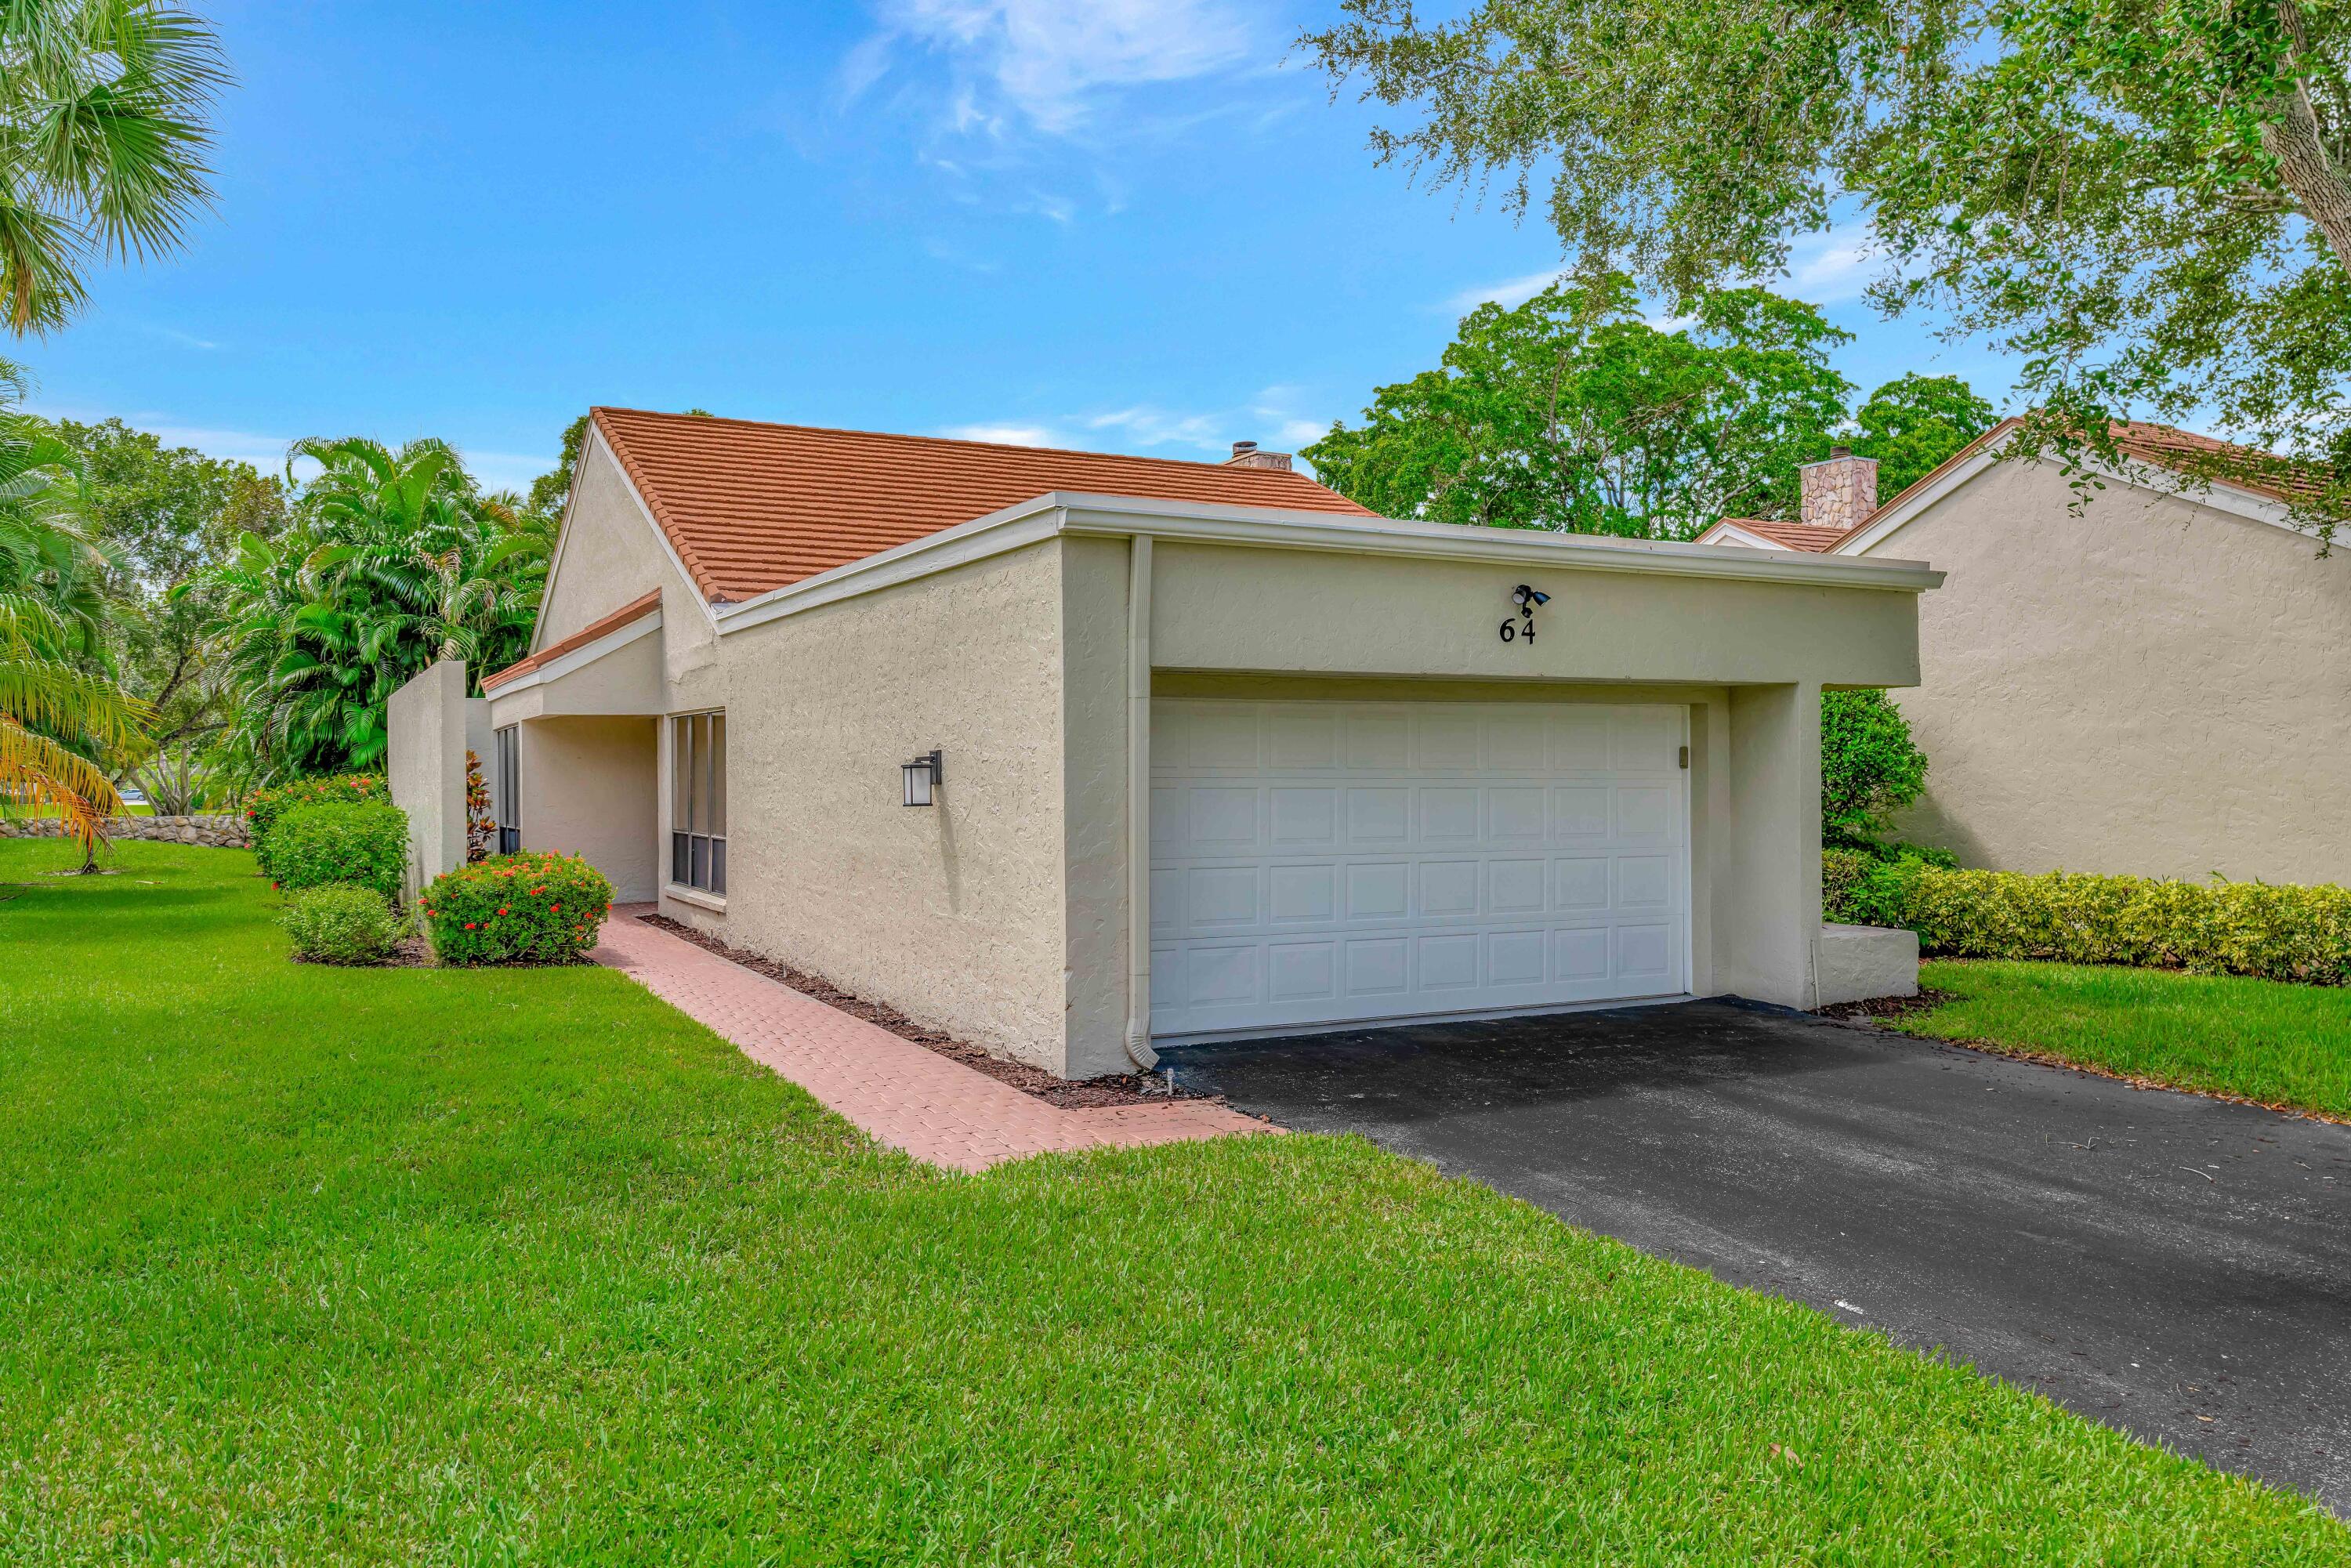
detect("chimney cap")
[1231,440,1259,458]
[1830,443,1853,458]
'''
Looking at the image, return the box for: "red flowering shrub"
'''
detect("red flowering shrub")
[422,852,614,965]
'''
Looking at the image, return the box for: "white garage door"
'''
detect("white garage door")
[1150,699,1690,1040]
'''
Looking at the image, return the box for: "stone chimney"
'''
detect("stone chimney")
[1799,445,1878,530]
[1224,440,1294,472]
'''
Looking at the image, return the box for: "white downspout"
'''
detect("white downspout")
[1123,534,1159,1070]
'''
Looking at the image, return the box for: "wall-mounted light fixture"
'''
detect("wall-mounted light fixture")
[901,748,944,807]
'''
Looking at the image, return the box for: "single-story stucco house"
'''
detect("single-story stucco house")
[392,407,1939,1079]
[1697,425,2351,887]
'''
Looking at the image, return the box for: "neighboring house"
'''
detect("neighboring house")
[1697,429,2351,886]
[393,407,1936,1079]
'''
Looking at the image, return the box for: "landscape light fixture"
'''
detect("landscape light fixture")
[901,748,944,807]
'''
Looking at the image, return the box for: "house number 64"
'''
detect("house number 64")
[1500,583,1550,644]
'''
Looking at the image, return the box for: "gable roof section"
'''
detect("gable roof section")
[482,589,660,690]
[1697,516,1849,552]
[1698,417,2330,559]
[588,406,1377,604]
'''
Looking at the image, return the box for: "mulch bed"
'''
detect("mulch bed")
[639,914,1208,1109]
[1812,989,1953,1026]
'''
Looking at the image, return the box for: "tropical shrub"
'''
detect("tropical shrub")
[1853,863,2351,986]
[267,802,408,901]
[422,852,613,966]
[281,885,405,965]
[1822,689,1928,849]
[247,773,388,873]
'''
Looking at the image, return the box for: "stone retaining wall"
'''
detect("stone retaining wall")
[0,813,251,848]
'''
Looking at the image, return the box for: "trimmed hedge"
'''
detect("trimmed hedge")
[248,773,389,875]
[281,885,406,965]
[1846,860,2351,986]
[268,802,410,902]
[422,852,614,966]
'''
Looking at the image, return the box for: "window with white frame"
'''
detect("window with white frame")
[492,725,520,854]
[670,712,726,896]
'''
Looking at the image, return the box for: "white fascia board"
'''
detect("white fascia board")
[1838,425,2309,555]
[480,607,662,697]
[711,493,1942,636]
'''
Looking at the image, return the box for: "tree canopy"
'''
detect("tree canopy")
[187,438,545,780]
[1305,277,1857,538]
[1303,0,2351,534]
[0,367,141,849]
[0,0,229,333]
[1305,280,1992,537]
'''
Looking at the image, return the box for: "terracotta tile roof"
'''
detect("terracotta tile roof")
[483,589,661,690]
[1710,517,1849,553]
[588,406,1378,603]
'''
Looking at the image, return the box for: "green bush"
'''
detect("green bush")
[422,852,614,966]
[267,802,410,901]
[1822,690,1927,849]
[248,773,389,875]
[1857,863,2351,985]
[281,885,407,965]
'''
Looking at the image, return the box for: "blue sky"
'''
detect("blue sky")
[20,0,2023,493]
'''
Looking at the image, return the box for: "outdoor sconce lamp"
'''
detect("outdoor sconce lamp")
[901,748,944,807]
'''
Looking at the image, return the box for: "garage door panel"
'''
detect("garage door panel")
[1268,708,1337,770]
[1151,699,1690,1038]
[1268,863,1335,922]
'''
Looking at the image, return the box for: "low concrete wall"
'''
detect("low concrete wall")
[0,813,250,846]
[1813,923,1921,1007]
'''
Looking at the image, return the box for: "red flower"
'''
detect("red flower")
[549,904,561,913]
[465,922,478,929]
[498,907,509,915]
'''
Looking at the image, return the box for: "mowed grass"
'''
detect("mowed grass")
[1,844,2342,1565]
[1901,960,2351,1121]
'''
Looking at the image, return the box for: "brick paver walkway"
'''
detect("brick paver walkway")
[592,907,1271,1173]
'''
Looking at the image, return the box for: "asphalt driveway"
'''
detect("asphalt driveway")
[1162,1000,2351,1512]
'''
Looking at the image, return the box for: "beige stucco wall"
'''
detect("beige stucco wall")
[386,660,488,903]
[542,436,721,705]
[517,716,660,903]
[1147,541,1924,689]
[658,539,1075,1071]
[1854,459,2351,884]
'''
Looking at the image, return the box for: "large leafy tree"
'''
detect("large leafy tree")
[0,371,140,853]
[1305,277,1853,537]
[1304,0,2351,534]
[0,0,228,332]
[190,439,546,780]
[1849,374,1999,498]
[40,416,283,805]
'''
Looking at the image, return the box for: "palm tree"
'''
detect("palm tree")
[187,439,545,780]
[0,375,143,858]
[0,0,229,333]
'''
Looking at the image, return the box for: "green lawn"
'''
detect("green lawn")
[1899,960,2351,1121]
[2,843,2342,1563]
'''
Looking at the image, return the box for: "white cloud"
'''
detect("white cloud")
[856,0,1254,136]
[1084,405,1230,451]
[1786,223,1878,304]
[1443,268,1567,314]
[940,422,1060,447]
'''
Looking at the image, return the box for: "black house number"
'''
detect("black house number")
[1499,583,1549,643]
